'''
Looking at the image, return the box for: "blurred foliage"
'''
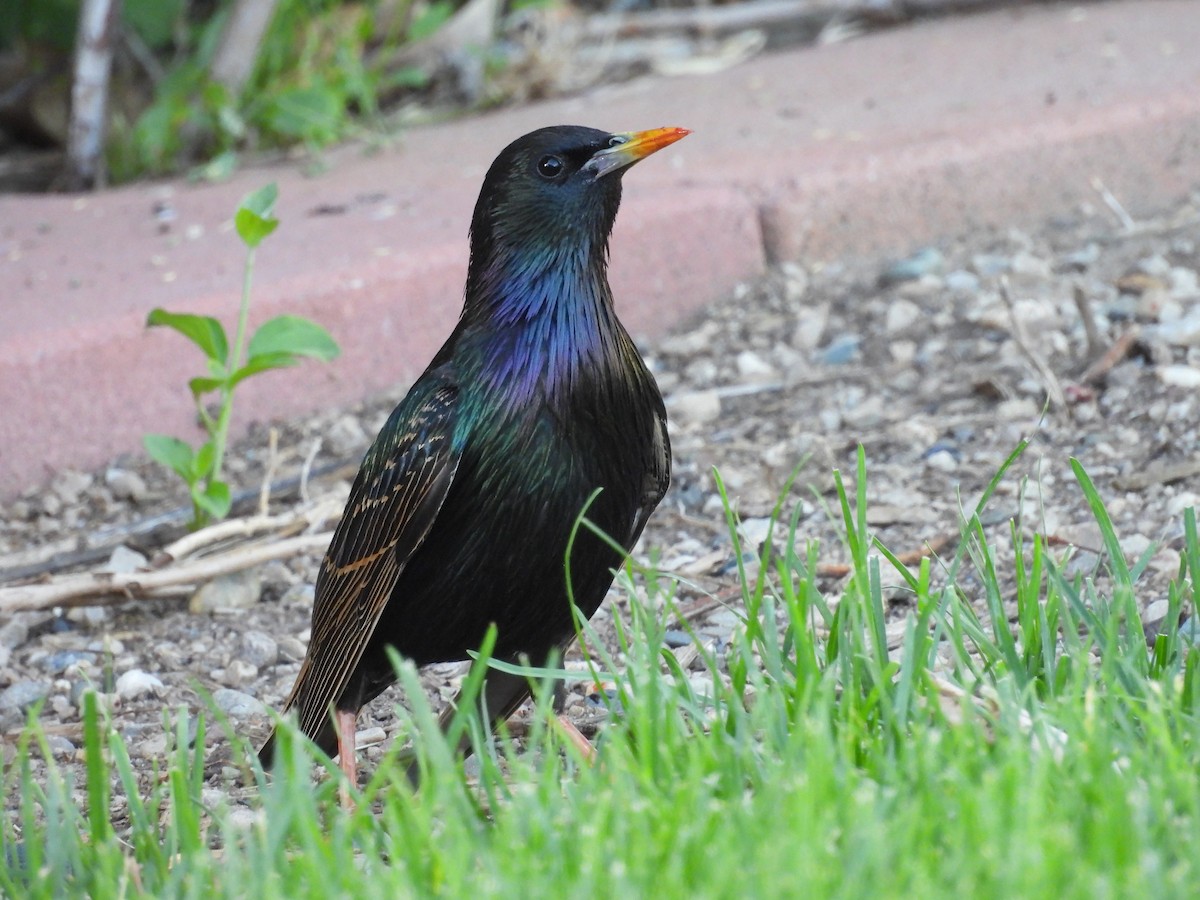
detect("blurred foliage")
[4,0,441,182]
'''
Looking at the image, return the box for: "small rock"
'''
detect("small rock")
[190,568,263,613]
[1170,266,1199,299]
[105,468,148,503]
[659,322,717,356]
[924,449,959,472]
[136,735,168,758]
[1158,365,1200,389]
[0,612,37,649]
[996,398,1040,421]
[818,334,861,366]
[99,545,148,574]
[885,298,922,334]
[737,517,774,547]
[944,270,980,292]
[668,390,721,426]
[213,688,267,719]
[970,253,1012,277]
[1120,534,1153,560]
[66,606,110,626]
[326,416,367,457]
[735,350,776,383]
[355,726,387,748]
[225,659,259,686]
[0,681,51,713]
[280,583,316,607]
[47,735,76,760]
[40,650,97,675]
[239,630,279,668]
[791,303,829,351]
[116,669,164,700]
[277,635,307,661]
[51,470,92,506]
[1166,492,1199,517]
[1010,250,1051,279]
[879,247,943,286]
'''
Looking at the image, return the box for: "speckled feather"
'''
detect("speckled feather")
[260,125,676,765]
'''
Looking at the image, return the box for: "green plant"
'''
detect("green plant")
[143,183,339,528]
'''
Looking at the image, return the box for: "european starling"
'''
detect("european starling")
[258,125,688,786]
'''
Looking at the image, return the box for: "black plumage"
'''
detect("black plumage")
[259,124,688,782]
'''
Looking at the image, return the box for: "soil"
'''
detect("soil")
[2,185,1199,822]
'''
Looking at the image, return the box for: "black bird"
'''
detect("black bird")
[259,125,688,788]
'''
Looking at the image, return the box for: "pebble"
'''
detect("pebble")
[0,680,51,713]
[885,298,922,334]
[213,688,267,719]
[105,467,148,503]
[1158,365,1200,389]
[355,726,387,748]
[239,630,279,668]
[39,650,97,675]
[190,568,263,613]
[667,390,721,426]
[47,735,77,760]
[0,612,37,650]
[735,350,776,383]
[99,545,148,574]
[791,303,829,350]
[944,270,980,292]
[51,470,92,506]
[879,247,943,285]
[818,334,861,366]
[225,659,259,686]
[115,669,164,700]
[326,415,367,457]
[924,449,959,472]
[277,635,308,661]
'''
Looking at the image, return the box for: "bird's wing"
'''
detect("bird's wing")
[284,378,460,740]
[630,402,671,545]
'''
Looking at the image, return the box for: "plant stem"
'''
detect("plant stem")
[211,245,257,486]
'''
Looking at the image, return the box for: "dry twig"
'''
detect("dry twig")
[999,277,1067,409]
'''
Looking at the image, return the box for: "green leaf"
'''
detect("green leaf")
[146,309,228,364]
[248,315,340,361]
[408,1,453,41]
[189,376,226,398]
[228,352,301,390]
[193,441,217,479]
[192,481,232,520]
[144,434,196,482]
[235,183,279,249]
[260,86,343,144]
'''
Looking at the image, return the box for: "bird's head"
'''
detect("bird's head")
[467,125,690,277]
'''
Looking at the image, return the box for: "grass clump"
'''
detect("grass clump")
[4,447,1200,898]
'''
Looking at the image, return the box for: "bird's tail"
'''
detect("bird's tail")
[257,715,338,770]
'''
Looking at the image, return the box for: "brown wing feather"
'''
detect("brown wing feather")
[275,382,460,745]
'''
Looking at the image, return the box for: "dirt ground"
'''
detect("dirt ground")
[2,185,1199,816]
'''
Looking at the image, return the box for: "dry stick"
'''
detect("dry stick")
[0,532,332,614]
[152,497,343,566]
[998,277,1067,409]
[1071,283,1105,364]
[1090,176,1138,232]
[64,0,120,189]
[1077,330,1139,386]
[258,427,280,517]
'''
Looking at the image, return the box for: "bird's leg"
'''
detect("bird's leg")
[336,708,358,809]
[556,715,597,763]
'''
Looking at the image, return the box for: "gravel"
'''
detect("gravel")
[2,187,1199,822]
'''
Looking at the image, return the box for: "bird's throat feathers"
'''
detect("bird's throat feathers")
[460,239,626,402]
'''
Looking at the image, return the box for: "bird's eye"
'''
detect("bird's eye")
[607,135,627,148]
[537,155,564,178]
